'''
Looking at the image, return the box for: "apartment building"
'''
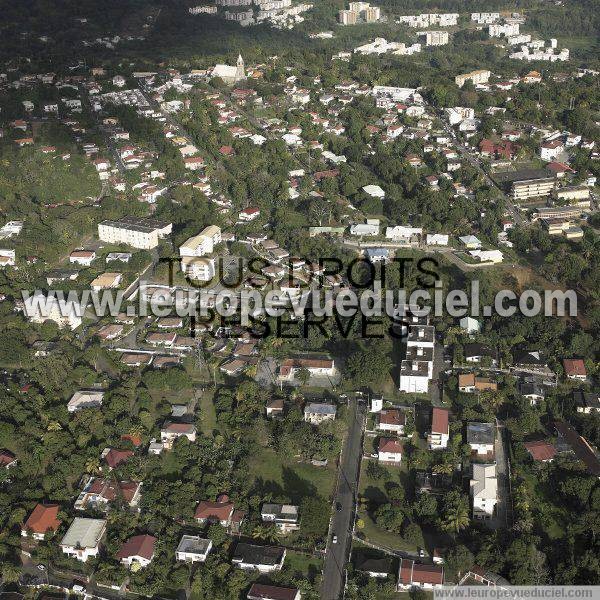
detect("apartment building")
[98,216,172,250]
[455,69,491,88]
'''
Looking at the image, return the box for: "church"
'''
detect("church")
[211,54,246,85]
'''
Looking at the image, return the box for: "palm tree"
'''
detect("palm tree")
[443,502,470,533]
[1,563,22,584]
[47,421,62,432]
[252,524,281,543]
[85,457,100,474]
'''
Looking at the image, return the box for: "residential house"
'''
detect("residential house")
[458,374,498,393]
[356,558,392,578]
[261,503,300,533]
[378,437,403,464]
[470,463,497,519]
[176,535,213,563]
[69,250,96,266]
[101,448,134,470]
[464,344,497,366]
[397,559,444,590]
[247,584,301,600]
[428,408,449,450]
[266,398,284,418]
[304,403,336,424]
[117,534,156,569]
[524,440,556,462]
[574,390,600,414]
[67,390,104,413]
[21,504,61,540]
[232,543,286,573]
[377,409,405,435]
[161,422,196,448]
[278,358,336,382]
[563,359,587,381]
[519,381,546,406]
[74,477,141,511]
[195,495,244,531]
[60,518,106,562]
[0,450,17,469]
[467,422,495,457]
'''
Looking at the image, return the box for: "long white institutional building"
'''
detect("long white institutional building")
[98,216,173,250]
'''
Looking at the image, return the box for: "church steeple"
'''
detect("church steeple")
[236,53,245,80]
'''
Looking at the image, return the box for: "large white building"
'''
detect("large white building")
[400,325,435,394]
[98,216,172,250]
[211,54,246,84]
[455,69,491,88]
[470,463,498,519]
[179,225,221,282]
[60,518,106,562]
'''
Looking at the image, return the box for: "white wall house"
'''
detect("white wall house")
[470,463,497,519]
[60,518,106,562]
[176,535,213,563]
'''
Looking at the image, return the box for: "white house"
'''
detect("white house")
[467,422,495,455]
[0,249,16,267]
[261,503,300,533]
[176,535,213,563]
[69,250,96,266]
[67,390,104,413]
[117,534,156,569]
[378,437,403,464]
[232,543,286,573]
[428,407,449,450]
[350,222,379,236]
[386,226,422,242]
[377,409,405,434]
[426,233,449,246]
[362,184,386,198]
[470,463,497,519]
[397,559,444,591]
[60,518,106,562]
[160,422,197,448]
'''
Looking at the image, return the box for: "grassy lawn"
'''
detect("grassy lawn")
[357,510,419,553]
[357,460,418,553]
[198,388,217,435]
[247,446,337,502]
[149,387,194,406]
[283,549,323,582]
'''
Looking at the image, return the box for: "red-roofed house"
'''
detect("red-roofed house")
[428,408,449,450]
[563,359,587,381]
[101,448,134,470]
[377,409,405,435]
[546,161,574,178]
[378,438,403,464]
[0,449,17,468]
[239,207,261,221]
[540,139,564,161]
[21,504,61,540]
[117,534,156,568]
[195,495,237,528]
[524,440,556,462]
[247,583,301,600]
[397,559,444,590]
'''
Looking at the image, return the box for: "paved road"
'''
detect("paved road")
[321,398,365,600]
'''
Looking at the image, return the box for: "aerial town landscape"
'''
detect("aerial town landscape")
[0,0,599,599]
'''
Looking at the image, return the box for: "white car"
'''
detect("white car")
[37,564,46,571]
[332,535,338,544]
